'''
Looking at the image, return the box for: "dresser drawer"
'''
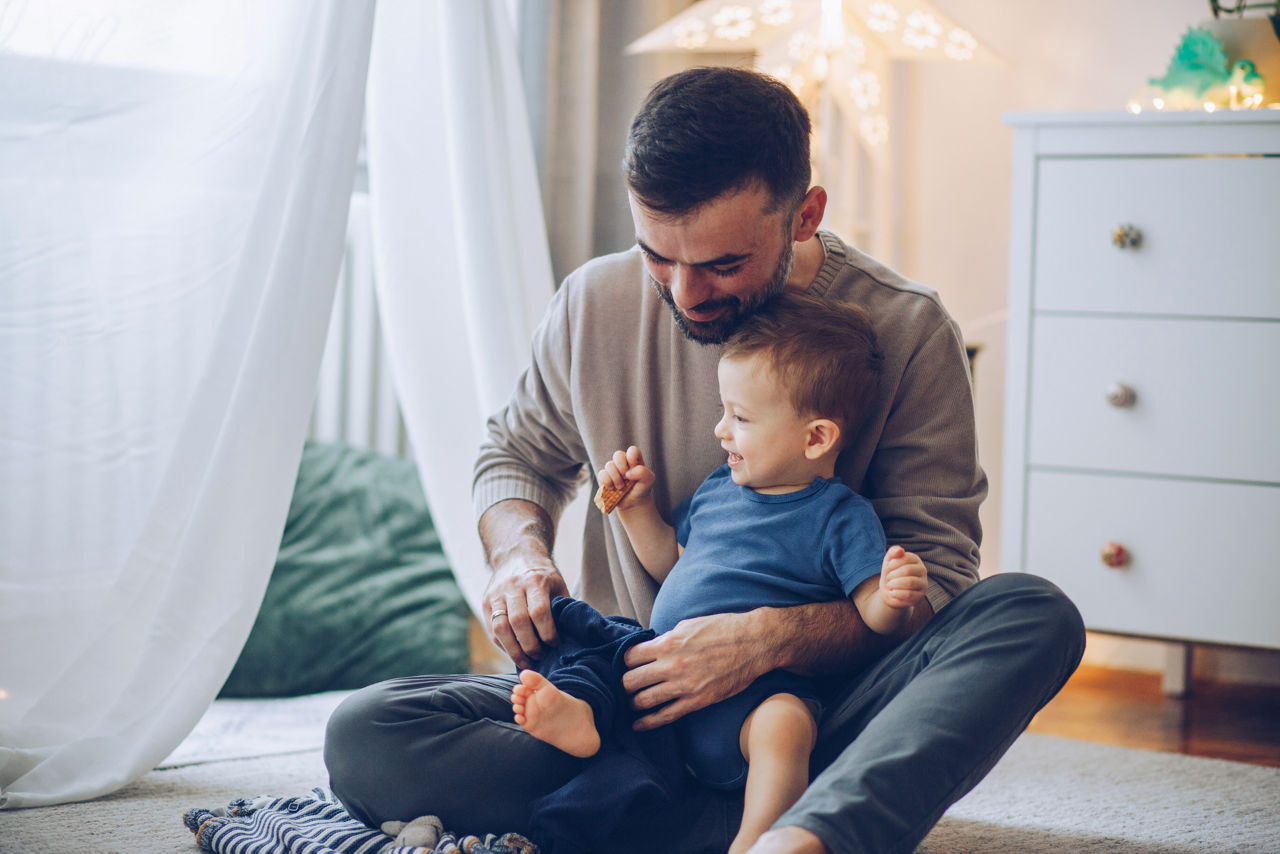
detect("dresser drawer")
[1033,156,1280,319]
[1022,470,1280,649]
[1027,315,1280,483]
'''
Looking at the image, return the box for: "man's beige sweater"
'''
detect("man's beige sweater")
[474,231,986,626]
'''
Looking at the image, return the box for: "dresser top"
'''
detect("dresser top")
[1004,109,1280,128]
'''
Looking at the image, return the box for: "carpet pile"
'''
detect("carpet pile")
[1,691,1276,853]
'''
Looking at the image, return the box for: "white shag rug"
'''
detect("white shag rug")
[1,692,1277,853]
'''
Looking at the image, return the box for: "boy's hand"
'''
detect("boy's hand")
[598,445,656,512]
[879,545,927,610]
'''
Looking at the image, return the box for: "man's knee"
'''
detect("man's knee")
[323,680,403,826]
[324,675,506,772]
[981,572,1083,635]
[325,681,391,759]
[949,572,1086,673]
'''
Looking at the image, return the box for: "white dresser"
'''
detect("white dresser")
[1000,111,1280,682]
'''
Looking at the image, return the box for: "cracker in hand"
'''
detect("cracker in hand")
[593,478,635,515]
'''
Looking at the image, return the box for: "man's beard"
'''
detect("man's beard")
[651,243,795,345]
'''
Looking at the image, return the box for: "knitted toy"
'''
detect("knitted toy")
[381,815,540,853]
[382,815,444,847]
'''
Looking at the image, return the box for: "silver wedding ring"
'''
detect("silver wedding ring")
[490,609,507,621]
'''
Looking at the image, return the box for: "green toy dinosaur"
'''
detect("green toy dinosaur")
[1148,26,1268,108]
[1149,27,1232,97]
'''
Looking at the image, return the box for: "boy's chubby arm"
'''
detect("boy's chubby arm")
[599,445,680,582]
[853,546,929,637]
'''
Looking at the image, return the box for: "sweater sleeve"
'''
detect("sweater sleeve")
[866,317,987,613]
[472,282,589,526]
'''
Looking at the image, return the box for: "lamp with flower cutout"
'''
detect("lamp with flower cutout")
[627,0,999,264]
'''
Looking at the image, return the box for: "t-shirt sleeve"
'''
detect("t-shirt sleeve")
[673,494,695,547]
[825,496,887,596]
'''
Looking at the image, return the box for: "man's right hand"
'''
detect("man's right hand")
[479,499,570,669]
[483,558,568,669]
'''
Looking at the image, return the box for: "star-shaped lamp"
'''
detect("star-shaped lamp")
[627,0,998,261]
[628,0,998,148]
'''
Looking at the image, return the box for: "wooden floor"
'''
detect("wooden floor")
[1027,664,1280,768]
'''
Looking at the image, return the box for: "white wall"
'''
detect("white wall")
[894,0,1280,685]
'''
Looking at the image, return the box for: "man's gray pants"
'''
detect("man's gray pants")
[324,572,1085,854]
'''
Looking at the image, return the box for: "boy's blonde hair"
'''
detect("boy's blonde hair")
[722,293,883,446]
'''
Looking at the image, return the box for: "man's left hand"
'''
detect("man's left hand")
[621,611,770,730]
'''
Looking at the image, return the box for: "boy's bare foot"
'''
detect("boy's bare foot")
[511,670,602,758]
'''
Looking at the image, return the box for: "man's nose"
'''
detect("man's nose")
[669,264,712,310]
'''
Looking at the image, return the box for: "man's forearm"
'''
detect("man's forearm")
[478,498,569,666]
[755,597,933,676]
[622,594,934,730]
[478,498,556,571]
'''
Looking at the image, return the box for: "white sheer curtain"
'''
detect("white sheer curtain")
[0,1,374,808]
[366,0,556,615]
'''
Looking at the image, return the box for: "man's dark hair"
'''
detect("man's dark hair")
[624,66,811,217]
[722,292,883,445]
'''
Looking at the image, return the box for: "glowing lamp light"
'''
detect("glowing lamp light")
[713,5,757,40]
[945,29,978,61]
[867,2,899,33]
[761,0,796,26]
[626,0,999,266]
[628,0,999,63]
[675,19,710,49]
[860,114,890,145]
[627,0,1000,151]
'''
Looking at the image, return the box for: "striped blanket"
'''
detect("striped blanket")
[183,788,539,854]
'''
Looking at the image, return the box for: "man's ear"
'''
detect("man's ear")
[804,418,840,460]
[791,186,827,243]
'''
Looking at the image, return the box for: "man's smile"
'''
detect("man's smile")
[683,300,735,323]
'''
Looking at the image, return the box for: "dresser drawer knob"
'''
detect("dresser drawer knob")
[1106,382,1137,408]
[1111,224,1142,249]
[1101,541,1130,568]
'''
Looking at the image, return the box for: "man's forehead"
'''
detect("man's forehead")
[630,184,778,221]
[630,191,780,264]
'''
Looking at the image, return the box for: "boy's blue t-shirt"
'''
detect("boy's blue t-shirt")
[649,464,886,635]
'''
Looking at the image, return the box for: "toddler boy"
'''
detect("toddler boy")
[512,292,927,853]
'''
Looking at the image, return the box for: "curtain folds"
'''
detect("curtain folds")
[366,0,555,616]
[516,0,699,283]
[0,1,374,808]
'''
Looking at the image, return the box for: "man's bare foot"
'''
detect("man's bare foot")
[511,670,602,758]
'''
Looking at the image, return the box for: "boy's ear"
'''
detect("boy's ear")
[804,418,840,460]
